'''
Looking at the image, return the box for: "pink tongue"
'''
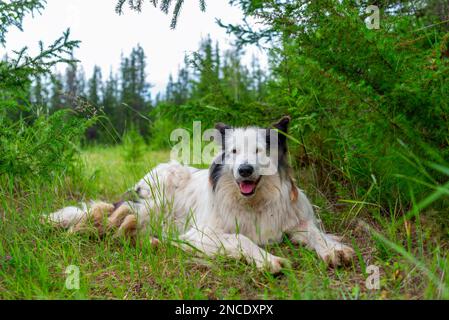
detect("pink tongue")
[240,182,256,194]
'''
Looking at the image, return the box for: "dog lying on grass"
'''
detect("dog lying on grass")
[46,117,354,273]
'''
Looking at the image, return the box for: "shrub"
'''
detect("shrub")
[122,126,146,162]
[0,110,92,186]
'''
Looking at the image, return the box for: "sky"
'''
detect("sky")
[1,0,268,97]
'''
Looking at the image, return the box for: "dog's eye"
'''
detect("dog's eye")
[256,148,260,154]
[232,149,237,154]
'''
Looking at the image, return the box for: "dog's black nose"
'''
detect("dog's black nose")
[238,164,254,178]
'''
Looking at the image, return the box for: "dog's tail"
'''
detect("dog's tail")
[42,201,157,242]
[42,201,133,234]
[42,202,90,229]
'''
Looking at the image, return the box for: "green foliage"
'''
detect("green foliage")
[147,112,178,150]
[122,126,146,162]
[0,27,80,131]
[115,0,207,28]
[118,45,152,137]
[2,0,449,300]
[0,29,79,98]
[27,44,152,144]
[258,0,449,206]
[159,36,268,129]
[155,0,449,211]
[2,147,448,299]
[0,0,46,45]
[0,0,87,188]
[0,110,91,184]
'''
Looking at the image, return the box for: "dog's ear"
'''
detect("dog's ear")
[215,123,231,136]
[214,123,231,145]
[267,116,291,150]
[273,116,291,134]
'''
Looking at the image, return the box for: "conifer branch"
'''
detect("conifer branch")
[0,0,46,46]
[114,0,206,29]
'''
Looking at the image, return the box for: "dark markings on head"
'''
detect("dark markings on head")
[210,123,231,192]
[215,123,231,149]
[209,153,225,192]
[267,116,291,178]
[210,117,292,190]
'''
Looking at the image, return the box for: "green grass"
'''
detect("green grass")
[1,146,448,300]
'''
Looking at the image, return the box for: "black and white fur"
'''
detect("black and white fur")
[47,117,354,273]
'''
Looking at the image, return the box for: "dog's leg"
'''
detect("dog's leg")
[69,202,114,235]
[180,229,290,274]
[114,214,161,249]
[114,214,137,238]
[289,220,354,267]
[107,203,134,229]
[288,189,354,267]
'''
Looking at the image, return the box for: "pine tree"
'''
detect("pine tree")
[119,45,151,136]
[77,66,87,99]
[84,66,103,141]
[88,66,102,107]
[165,73,175,102]
[64,60,79,108]
[50,73,64,112]
[102,69,119,139]
[249,54,266,100]
[174,65,190,105]
[190,36,226,106]
[115,0,207,29]
[221,46,252,104]
[31,74,49,112]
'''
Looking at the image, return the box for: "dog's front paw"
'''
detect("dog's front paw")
[320,241,355,267]
[256,255,291,274]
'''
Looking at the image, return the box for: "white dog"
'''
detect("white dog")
[47,117,354,273]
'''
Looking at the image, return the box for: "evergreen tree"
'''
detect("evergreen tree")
[102,69,120,142]
[190,36,226,107]
[103,70,119,116]
[115,0,206,29]
[49,73,65,112]
[64,60,79,108]
[173,65,190,105]
[88,66,103,107]
[31,74,49,113]
[221,46,251,103]
[156,35,268,127]
[165,73,175,102]
[119,45,151,136]
[249,54,266,100]
[77,66,87,99]
[85,66,103,141]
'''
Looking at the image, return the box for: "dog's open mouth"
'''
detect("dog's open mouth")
[238,179,260,197]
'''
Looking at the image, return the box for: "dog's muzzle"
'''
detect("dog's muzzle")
[237,164,261,197]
